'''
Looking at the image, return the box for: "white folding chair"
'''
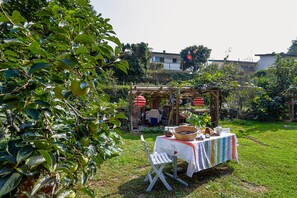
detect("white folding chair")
[140,135,173,192]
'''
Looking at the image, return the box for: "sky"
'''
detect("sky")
[90,0,297,62]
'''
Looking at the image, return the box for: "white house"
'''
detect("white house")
[255,52,297,71]
[150,51,181,70]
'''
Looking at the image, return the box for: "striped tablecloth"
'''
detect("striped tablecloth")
[154,132,238,177]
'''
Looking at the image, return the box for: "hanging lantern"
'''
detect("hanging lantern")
[193,96,204,106]
[187,54,192,60]
[134,95,146,108]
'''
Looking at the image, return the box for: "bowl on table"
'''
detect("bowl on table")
[173,126,198,141]
[200,127,215,136]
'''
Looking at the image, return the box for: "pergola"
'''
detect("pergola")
[129,85,220,131]
[288,96,297,121]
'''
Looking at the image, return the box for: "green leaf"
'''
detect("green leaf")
[10,11,26,24]
[0,167,14,177]
[3,69,19,79]
[116,112,127,119]
[31,175,56,196]
[34,100,50,108]
[80,187,95,198]
[7,141,19,156]
[25,108,40,120]
[86,145,96,157]
[0,155,16,164]
[15,164,35,176]
[26,155,46,169]
[28,62,51,74]
[55,59,71,69]
[58,20,69,28]
[113,60,129,74]
[109,117,121,127]
[81,171,88,185]
[56,164,71,172]
[0,12,8,23]
[39,150,56,172]
[75,46,89,55]
[53,143,68,154]
[92,155,103,165]
[0,173,23,197]
[4,50,18,57]
[56,189,76,198]
[51,133,67,139]
[106,36,121,46]
[16,146,33,164]
[98,45,112,57]
[27,41,47,58]
[74,34,94,44]
[4,39,23,44]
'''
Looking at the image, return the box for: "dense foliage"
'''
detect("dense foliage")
[287,39,297,55]
[148,62,163,71]
[0,0,128,196]
[114,42,149,84]
[250,55,297,121]
[180,45,211,72]
[189,63,258,119]
[144,70,196,85]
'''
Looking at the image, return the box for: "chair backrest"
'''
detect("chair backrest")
[141,135,153,165]
[150,117,158,126]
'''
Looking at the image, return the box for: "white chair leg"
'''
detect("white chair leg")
[157,171,172,191]
[144,168,153,182]
[146,165,172,192]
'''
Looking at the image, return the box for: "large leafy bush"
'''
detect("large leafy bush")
[250,55,297,121]
[0,0,128,196]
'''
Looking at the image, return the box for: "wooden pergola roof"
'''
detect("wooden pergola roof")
[129,85,220,130]
[131,85,218,96]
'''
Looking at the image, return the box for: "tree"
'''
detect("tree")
[0,0,128,196]
[180,45,211,72]
[114,42,149,83]
[287,39,297,55]
[250,55,297,121]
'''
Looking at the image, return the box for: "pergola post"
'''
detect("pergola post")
[129,86,133,131]
[292,97,295,121]
[210,89,220,127]
[175,90,180,125]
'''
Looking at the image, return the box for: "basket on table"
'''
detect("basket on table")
[173,125,198,141]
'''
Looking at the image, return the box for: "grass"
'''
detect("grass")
[83,120,297,197]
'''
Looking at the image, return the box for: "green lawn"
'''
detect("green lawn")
[84,120,297,198]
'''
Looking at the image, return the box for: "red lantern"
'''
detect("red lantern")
[134,95,146,108]
[193,96,204,106]
[187,54,192,60]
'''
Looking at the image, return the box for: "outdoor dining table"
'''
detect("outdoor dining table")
[153,131,238,186]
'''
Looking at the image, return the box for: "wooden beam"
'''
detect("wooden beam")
[129,86,133,131]
[292,97,294,121]
[175,91,180,125]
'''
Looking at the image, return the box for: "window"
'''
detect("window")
[154,56,164,63]
[172,58,177,63]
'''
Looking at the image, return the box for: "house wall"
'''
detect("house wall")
[256,55,276,71]
[150,52,181,71]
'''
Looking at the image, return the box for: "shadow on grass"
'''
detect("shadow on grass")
[115,162,234,198]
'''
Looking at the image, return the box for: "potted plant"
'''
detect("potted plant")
[186,112,211,133]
